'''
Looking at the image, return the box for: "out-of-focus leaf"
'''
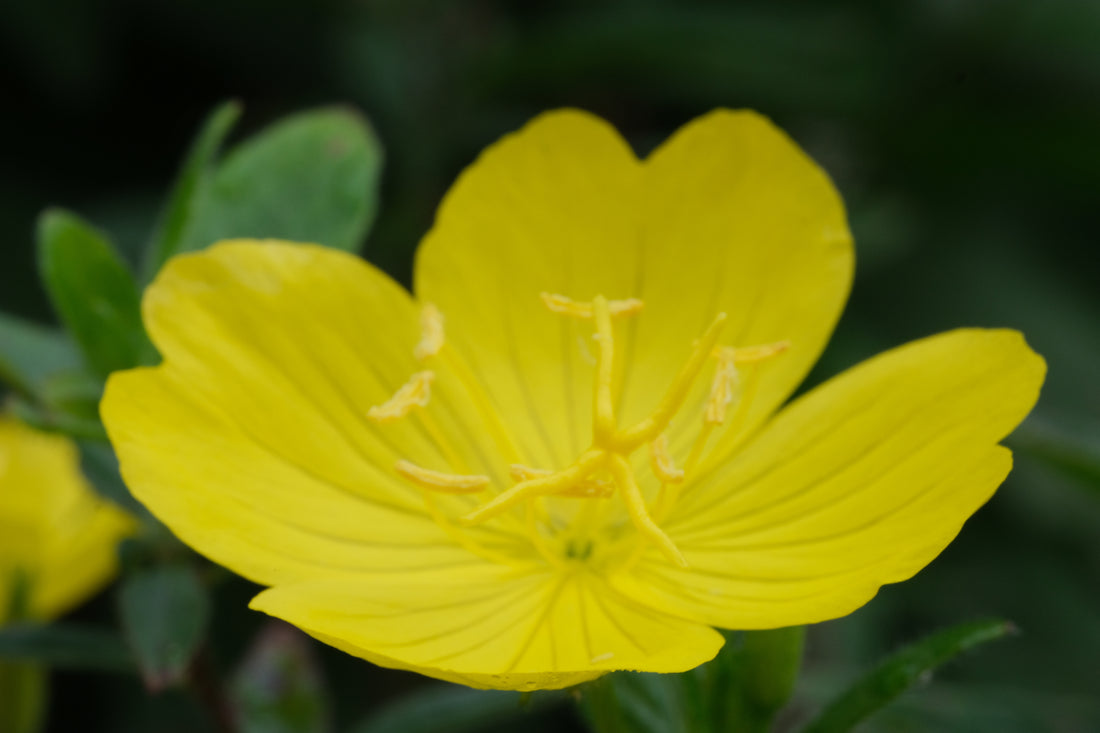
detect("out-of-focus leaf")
[78,441,143,514]
[36,209,156,379]
[580,671,699,733]
[801,618,1017,733]
[180,107,383,254]
[118,565,210,691]
[724,627,805,731]
[0,662,47,733]
[349,685,566,733]
[231,622,330,733]
[0,313,79,398]
[1010,420,1100,490]
[143,100,241,281]
[0,624,133,673]
[8,396,107,442]
[580,628,803,733]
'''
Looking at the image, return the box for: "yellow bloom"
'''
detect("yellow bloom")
[101,110,1045,690]
[0,416,133,624]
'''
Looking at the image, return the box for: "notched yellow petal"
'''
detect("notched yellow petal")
[394,459,489,493]
[367,371,435,423]
[414,303,445,360]
[540,292,644,319]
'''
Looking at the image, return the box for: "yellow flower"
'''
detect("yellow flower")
[0,416,133,624]
[101,110,1045,691]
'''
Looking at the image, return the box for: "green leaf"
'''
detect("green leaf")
[8,396,107,442]
[143,100,242,282]
[0,312,80,398]
[1010,419,1100,490]
[579,671,701,733]
[801,618,1017,733]
[117,565,210,691]
[579,628,804,733]
[180,107,383,254]
[348,685,566,733]
[723,627,805,731]
[78,441,143,514]
[232,622,330,733]
[0,624,133,673]
[36,209,156,379]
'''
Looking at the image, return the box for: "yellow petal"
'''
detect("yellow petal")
[633,110,852,458]
[0,416,133,621]
[612,329,1044,629]
[415,109,852,472]
[251,566,723,691]
[416,110,642,467]
[102,241,531,587]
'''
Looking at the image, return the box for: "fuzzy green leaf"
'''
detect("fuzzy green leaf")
[180,107,383,254]
[143,100,242,281]
[117,565,210,691]
[36,209,156,379]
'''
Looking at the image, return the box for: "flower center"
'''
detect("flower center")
[370,294,788,569]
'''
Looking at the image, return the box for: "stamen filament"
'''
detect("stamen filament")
[608,454,686,567]
[612,313,727,451]
[414,303,445,360]
[368,371,435,423]
[592,295,618,445]
[395,459,489,493]
[461,450,605,524]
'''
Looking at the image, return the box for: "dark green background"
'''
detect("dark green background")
[2,0,1098,730]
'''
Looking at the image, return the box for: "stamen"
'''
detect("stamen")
[649,433,684,484]
[395,459,489,493]
[509,464,611,497]
[367,371,435,423]
[612,313,728,451]
[608,454,686,567]
[592,295,617,445]
[414,303,445,360]
[540,292,644,319]
[705,347,741,425]
[728,340,790,363]
[461,450,605,524]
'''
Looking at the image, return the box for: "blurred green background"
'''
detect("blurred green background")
[1,0,1098,730]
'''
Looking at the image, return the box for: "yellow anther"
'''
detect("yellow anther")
[414,303,445,360]
[540,292,644,319]
[613,313,728,451]
[728,340,791,363]
[367,371,435,423]
[649,434,684,484]
[592,295,617,444]
[608,454,686,567]
[705,347,741,425]
[462,450,605,524]
[395,460,488,493]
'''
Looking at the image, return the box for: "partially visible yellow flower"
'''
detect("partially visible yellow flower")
[101,110,1045,690]
[0,416,133,624]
